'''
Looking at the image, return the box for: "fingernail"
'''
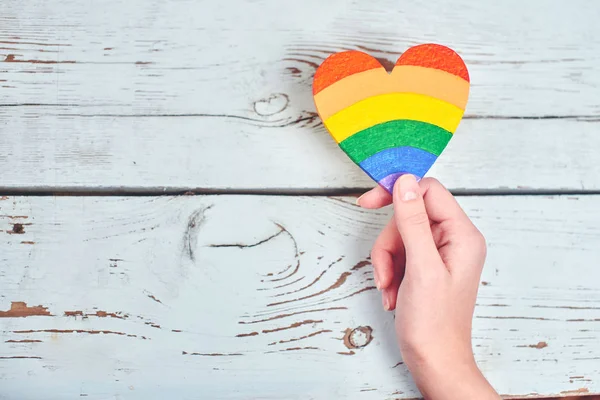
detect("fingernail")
[382,293,390,311]
[373,269,381,290]
[355,194,364,207]
[396,174,419,202]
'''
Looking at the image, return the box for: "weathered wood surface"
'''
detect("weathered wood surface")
[2,0,600,398]
[1,0,600,191]
[1,195,599,399]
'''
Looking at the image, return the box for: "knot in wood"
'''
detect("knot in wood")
[10,223,25,234]
[253,93,289,116]
[343,326,373,349]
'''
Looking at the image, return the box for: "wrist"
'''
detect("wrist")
[401,335,475,377]
[403,345,499,400]
[405,344,477,386]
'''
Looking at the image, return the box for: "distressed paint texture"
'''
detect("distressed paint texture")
[0,0,599,191]
[1,0,600,399]
[0,195,599,398]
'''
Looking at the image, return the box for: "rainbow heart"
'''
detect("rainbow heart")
[313,43,470,193]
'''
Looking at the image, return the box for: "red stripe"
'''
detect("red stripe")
[313,51,384,95]
[395,44,469,82]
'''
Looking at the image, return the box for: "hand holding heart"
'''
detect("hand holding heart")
[313,43,470,193]
[362,175,499,399]
[311,45,498,398]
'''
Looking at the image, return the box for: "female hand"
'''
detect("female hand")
[358,175,499,400]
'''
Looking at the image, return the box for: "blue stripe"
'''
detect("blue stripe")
[358,146,438,182]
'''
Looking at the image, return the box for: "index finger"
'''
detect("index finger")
[356,185,392,209]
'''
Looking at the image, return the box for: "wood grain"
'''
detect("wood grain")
[1,0,599,191]
[1,195,599,398]
[1,109,599,193]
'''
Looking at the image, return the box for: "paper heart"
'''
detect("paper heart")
[313,43,470,193]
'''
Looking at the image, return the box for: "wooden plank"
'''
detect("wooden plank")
[1,0,599,116]
[1,0,600,191]
[1,194,599,398]
[1,110,599,192]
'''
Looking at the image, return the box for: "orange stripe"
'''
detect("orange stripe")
[396,43,469,82]
[314,65,470,120]
[313,50,384,95]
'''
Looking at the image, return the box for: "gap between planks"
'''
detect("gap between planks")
[0,104,599,121]
[1,187,600,197]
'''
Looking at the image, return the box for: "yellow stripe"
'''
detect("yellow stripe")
[314,66,470,120]
[324,93,464,143]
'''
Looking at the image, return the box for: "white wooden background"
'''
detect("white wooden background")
[1,0,600,399]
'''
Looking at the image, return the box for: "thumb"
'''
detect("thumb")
[393,174,440,266]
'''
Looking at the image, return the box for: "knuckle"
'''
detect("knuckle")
[469,229,487,254]
[401,211,430,227]
[421,177,444,191]
[475,229,487,247]
[420,177,440,187]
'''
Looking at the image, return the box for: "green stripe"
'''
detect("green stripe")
[339,120,453,164]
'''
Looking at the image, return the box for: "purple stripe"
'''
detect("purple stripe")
[378,172,405,194]
[378,172,423,194]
